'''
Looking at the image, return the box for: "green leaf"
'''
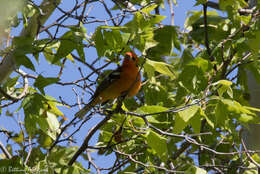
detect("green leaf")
[12,131,24,144]
[37,112,60,140]
[185,166,207,174]
[186,11,227,43]
[215,100,228,126]
[2,76,19,89]
[221,99,253,115]
[103,29,126,52]
[215,98,257,125]
[93,27,104,57]
[219,0,247,10]
[46,97,67,117]
[147,130,168,162]
[171,0,177,5]
[247,61,260,86]
[184,11,203,29]
[37,131,53,148]
[123,6,166,52]
[55,32,74,61]
[21,93,62,138]
[252,154,260,164]
[178,105,200,123]
[187,57,211,72]
[180,48,194,67]
[144,62,155,79]
[201,107,214,128]
[244,106,260,112]
[240,15,252,25]
[45,112,60,139]
[145,59,175,78]
[237,66,249,91]
[14,55,35,71]
[149,25,180,57]
[248,31,260,54]
[213,80,233,98]
[20,93,47,113]
[238,113,257,123]
[47,146,80,165]
[195,0,208,6]
[34,75,59,94]
[137,105,170,127]
[173,105,200,134]
[24,112,37,136]
[13,36,34,55]
[219,0,234,10]
[136,105,168,114]
[0,157,23,171]
[178,58,210,93]
[141,4,158,14]
[243,162,258,174]
[190,109,202,134]
[143,81,174,106]
[54,30,83,63]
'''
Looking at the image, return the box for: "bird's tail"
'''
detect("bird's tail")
[75,99,97,118]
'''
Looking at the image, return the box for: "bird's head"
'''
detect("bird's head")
[122,52,139,68]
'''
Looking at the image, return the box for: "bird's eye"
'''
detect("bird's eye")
[132,57,136,61]
[125,54,131,60]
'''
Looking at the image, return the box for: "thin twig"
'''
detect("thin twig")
[24,137,32,165]
[114,149,184,173]
[203,3,213,61]
[0,141,12,159]
[0,69,28,101]
[87,150,101,174]
[68,113,112,166]
[240,130,260,170]
[172,141,190,160]
[168,0,174,25]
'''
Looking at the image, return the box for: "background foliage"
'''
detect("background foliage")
[0,0,260,173]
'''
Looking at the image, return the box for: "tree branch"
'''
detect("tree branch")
[206,1,219,10]
[0,141,12,159]
[0,0,61,84]
[68,113,112,166]
[203,3,213,61]
[87,150,101,174]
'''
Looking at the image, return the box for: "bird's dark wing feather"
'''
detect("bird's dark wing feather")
[91,67,122,100]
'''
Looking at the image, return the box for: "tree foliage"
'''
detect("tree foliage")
[0,0,260,173]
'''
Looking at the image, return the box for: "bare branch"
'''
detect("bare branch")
[0,0,62,84]
[68,114,111,166]
[0,141,12,159]
[203,3,213,61]
[241,130,260,169]
[87,151,101,174]
[114,149,184,173]
[24,138,32,166]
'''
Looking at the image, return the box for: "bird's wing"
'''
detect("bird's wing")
[91,67,122,101]
[75,67,122,118]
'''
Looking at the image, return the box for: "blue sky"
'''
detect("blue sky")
[0,0,218,172]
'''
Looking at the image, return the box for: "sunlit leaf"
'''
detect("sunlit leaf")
[185,166,207,174]
[173,105,200,134]
[213,80,233,98]
[147,130,168,162]
[146,59,175,78]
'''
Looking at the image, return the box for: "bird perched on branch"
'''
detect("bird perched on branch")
[75,52,141,118]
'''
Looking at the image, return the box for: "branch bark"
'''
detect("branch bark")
[68,114,112,166]
[0,141,12,159]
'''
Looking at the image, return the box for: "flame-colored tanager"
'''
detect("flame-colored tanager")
[75,52,141,117]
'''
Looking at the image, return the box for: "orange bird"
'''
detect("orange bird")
[75,52,141,117]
